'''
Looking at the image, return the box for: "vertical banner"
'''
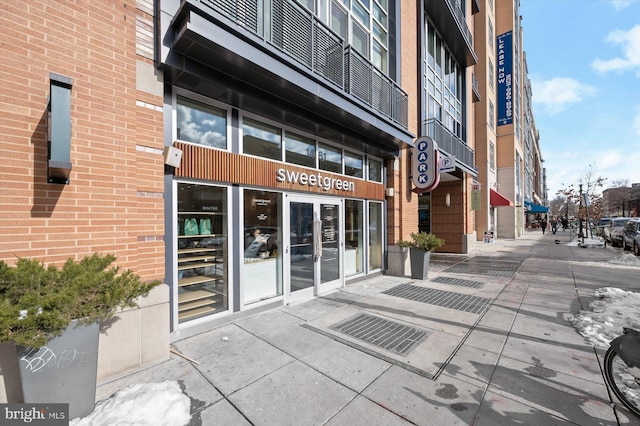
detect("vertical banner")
[412,136,440,193]
[496,31,513,126]
[471,183,481,211]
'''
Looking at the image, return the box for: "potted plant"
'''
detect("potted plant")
[397,232,444,280]
[0,253,160,419]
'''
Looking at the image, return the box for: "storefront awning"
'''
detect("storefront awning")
[524,200,549,213]
[490,189,513,207]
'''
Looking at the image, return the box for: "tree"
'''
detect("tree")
[555,163,606,238]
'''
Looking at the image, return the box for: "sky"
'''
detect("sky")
[519,0,640,200]
[67,235,640,425]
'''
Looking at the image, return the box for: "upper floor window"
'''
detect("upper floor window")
[489,101,495,130]
[285,133,316,168]
[344,151,363,178]
[318,142,342,173]
[327,0,389,73]
[368,158,382,182]
[489,58,494,91]
[177,96,227,149]
[489,141,495,170]
[243,118,282,161]
[488,19,494,52]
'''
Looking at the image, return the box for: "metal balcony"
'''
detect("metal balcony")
[425,0,477,67]
[423,118,477,176]
[197,0,408,128]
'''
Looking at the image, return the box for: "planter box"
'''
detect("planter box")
[16,320,99,420]
[409,248,431,280]
[386,245,409,277]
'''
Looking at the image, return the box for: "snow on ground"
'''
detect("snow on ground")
[569,287,640,348]
[70,381,191,426]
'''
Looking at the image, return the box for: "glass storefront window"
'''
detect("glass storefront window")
[243,118,282,161]
[418,193,431,233]
[369,202,383,270]
[368,158,382,182]
[344,151,363,178]
[345,199,363,276]
[177,97,227,149]
[243,190,283,304]
[285,133,316,168]
[177,183,228,323]
[318,142,342,173]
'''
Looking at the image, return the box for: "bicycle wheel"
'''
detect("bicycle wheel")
[604,346,640,417]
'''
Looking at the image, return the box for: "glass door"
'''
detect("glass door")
[286,195,342,303]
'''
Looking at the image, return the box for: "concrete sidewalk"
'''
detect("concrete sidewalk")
[96,230,640,425]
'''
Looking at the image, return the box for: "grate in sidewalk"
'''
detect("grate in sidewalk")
[330,313,427,356]
[383,284,492,314]
[430,276,485,289]
[443,256,525,277]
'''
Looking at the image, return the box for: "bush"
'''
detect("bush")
[397,232,445,252]
[0,253,161,348]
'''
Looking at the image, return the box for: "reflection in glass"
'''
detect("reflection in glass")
[243,190,282,304]
[320,203,340,283]
[290,202,315,292]
[368,158,382,182]
[344,151,363,178]
[345,199,363,276]
[243,118,282,161]
[369,201,383,270]
[177,97,227,149]
[318,143,342,173]
[285,133,316,168]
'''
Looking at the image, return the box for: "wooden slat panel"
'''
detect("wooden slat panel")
[173,142,384,200]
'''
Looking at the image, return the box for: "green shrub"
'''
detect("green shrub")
[397,232,445,252]
[0,253,161,348]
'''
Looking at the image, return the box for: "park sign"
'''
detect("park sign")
[412,136,440,193]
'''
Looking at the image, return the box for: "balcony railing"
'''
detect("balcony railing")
[445,0,473,53]
[423,118,477,176]
[199,0,408,128]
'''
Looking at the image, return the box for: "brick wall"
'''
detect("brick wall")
[0,0,168,385]
[0,1,164,276]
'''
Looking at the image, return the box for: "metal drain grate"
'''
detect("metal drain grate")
[443,256,525,277]
[430,276,485,289]
[383,284,492,314]
[330,313,427,356]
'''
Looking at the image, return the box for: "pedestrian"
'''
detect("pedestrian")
[541,217,548,234]
[550,217,558,234]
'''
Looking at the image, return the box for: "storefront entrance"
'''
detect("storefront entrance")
[285,195,342,303]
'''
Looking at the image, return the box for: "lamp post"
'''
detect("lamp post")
[578,184,584,243]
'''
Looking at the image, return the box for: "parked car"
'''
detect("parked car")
[634,231,640,256]
[604,217,631,247]
[595,217,612,236]
[622,218,640,252]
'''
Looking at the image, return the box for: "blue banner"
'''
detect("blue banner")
[496,31,513,126]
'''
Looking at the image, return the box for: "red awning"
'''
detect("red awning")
[490,189,513,207]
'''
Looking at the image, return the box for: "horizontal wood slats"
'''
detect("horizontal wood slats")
[173,142,385,200]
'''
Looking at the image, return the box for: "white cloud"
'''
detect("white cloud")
[608,0,638,11]
[599,151,623,169]
[591,24,640,75]
[532,77,597,114]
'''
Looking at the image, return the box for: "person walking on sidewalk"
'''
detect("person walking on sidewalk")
[550,217,558,234]
[541,217,548,234]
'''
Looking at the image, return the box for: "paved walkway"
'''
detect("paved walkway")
[97,230,640,425]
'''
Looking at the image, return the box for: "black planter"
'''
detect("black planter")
[409,248,431,280]
[16,320,99,420]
